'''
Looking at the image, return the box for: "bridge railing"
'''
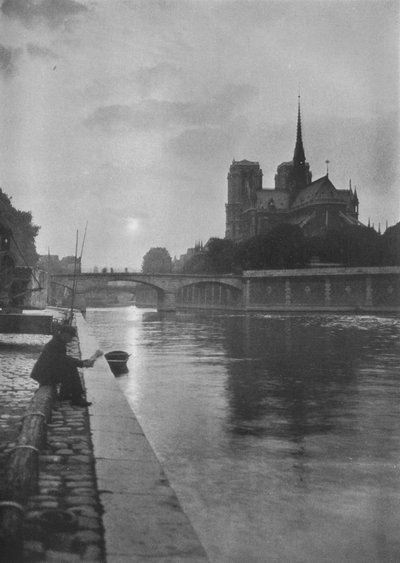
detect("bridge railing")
[80,268,135,274]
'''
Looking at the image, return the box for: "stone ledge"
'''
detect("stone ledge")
[75,314,209,562]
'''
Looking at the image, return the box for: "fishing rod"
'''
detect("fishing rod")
[69,230,79,324]
[69,221,88,323]
[79,221,88,262]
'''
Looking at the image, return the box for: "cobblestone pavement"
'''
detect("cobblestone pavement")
[0,328,105,562]
[22,400,105,562]
[0,332,47,489]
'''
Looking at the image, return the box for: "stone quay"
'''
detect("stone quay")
[0,312,208,562]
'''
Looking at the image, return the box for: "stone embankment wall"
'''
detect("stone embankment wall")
[177,267,400,312]
[243,267,399,312]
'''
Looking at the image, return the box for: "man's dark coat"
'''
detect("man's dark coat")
[30,334,84,386]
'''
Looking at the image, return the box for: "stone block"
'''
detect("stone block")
[96,458,170,495]
[91,429,156,461]
[102,492,207,559]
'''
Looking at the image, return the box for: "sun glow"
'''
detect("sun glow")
[126,217,140,232]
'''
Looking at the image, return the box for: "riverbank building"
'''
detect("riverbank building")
[225,99,361,242]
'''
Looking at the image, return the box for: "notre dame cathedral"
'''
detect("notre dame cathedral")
[225,99,361,242]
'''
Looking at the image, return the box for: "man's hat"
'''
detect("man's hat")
[58,324,77,336]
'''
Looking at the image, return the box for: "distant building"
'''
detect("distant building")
[225,98,361,242]
[172,242,204,272]
[38,254,81,274]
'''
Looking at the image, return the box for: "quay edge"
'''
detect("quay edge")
[75,313,209,562]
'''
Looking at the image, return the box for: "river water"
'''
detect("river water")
[85,306,400,563]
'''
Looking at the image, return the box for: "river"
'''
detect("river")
[85,306,400,563]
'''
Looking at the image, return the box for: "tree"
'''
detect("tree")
[381,223,400,266]
[264,224,307,268]
[183,252,207,273]
[235,224,307,271]
[0,189,40,267]
[142,247,172,273]
[315,226,382,266]
[202,238,236,273]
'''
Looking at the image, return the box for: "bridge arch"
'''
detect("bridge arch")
[51,275,178,312]
[50,272,244,312]
[177,281,242,309]
[122,279,178,311]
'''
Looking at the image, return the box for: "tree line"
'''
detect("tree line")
[142,223,400,275]
[0,189,39,267]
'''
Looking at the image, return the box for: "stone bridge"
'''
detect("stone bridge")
[50,272,243,311]
[50,266,400,313]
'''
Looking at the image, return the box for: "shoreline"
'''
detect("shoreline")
[0,313,208,562]
[76,312,209,562]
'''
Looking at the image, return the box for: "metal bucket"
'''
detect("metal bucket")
[104,350,130,375]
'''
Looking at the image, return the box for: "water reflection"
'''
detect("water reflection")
[224,315,361,440]
[85,308,400,563]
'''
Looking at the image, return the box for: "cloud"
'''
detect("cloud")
[134,62,183,98]
[1,0,396,268]
[84,84,258,134]
[26,42,58,59]
[168,119,248,163]
[1,0,87,28]
[0,43,22,76]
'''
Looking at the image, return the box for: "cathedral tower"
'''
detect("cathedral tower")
[225,159,263,241]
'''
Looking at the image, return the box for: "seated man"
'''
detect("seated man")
[30,324,95,407]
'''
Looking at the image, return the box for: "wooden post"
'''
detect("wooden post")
[0,502,25,563]
[0,385,55,562]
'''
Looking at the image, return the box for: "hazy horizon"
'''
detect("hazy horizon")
[0,0,398,270]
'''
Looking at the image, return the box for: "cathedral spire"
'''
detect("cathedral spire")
[293,95,306,166]
[291,95,309,192]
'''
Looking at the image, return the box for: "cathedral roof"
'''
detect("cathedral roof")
[256,189,290,209]
[291,175,351,208]
[287,211,316,227]
[338,211,363,226]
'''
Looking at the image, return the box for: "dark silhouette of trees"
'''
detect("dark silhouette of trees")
[183,252,207,273]
[148,222,400,276]
[381,223,400,265]
[203,238,236,273]
[184,225,307,273]
[142,247,172,273]
[0,189,39,267]
[238,224,307,270]
[310,226,383,266]
[200,225,307,272]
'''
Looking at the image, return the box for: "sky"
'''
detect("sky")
[0,0,398,270]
